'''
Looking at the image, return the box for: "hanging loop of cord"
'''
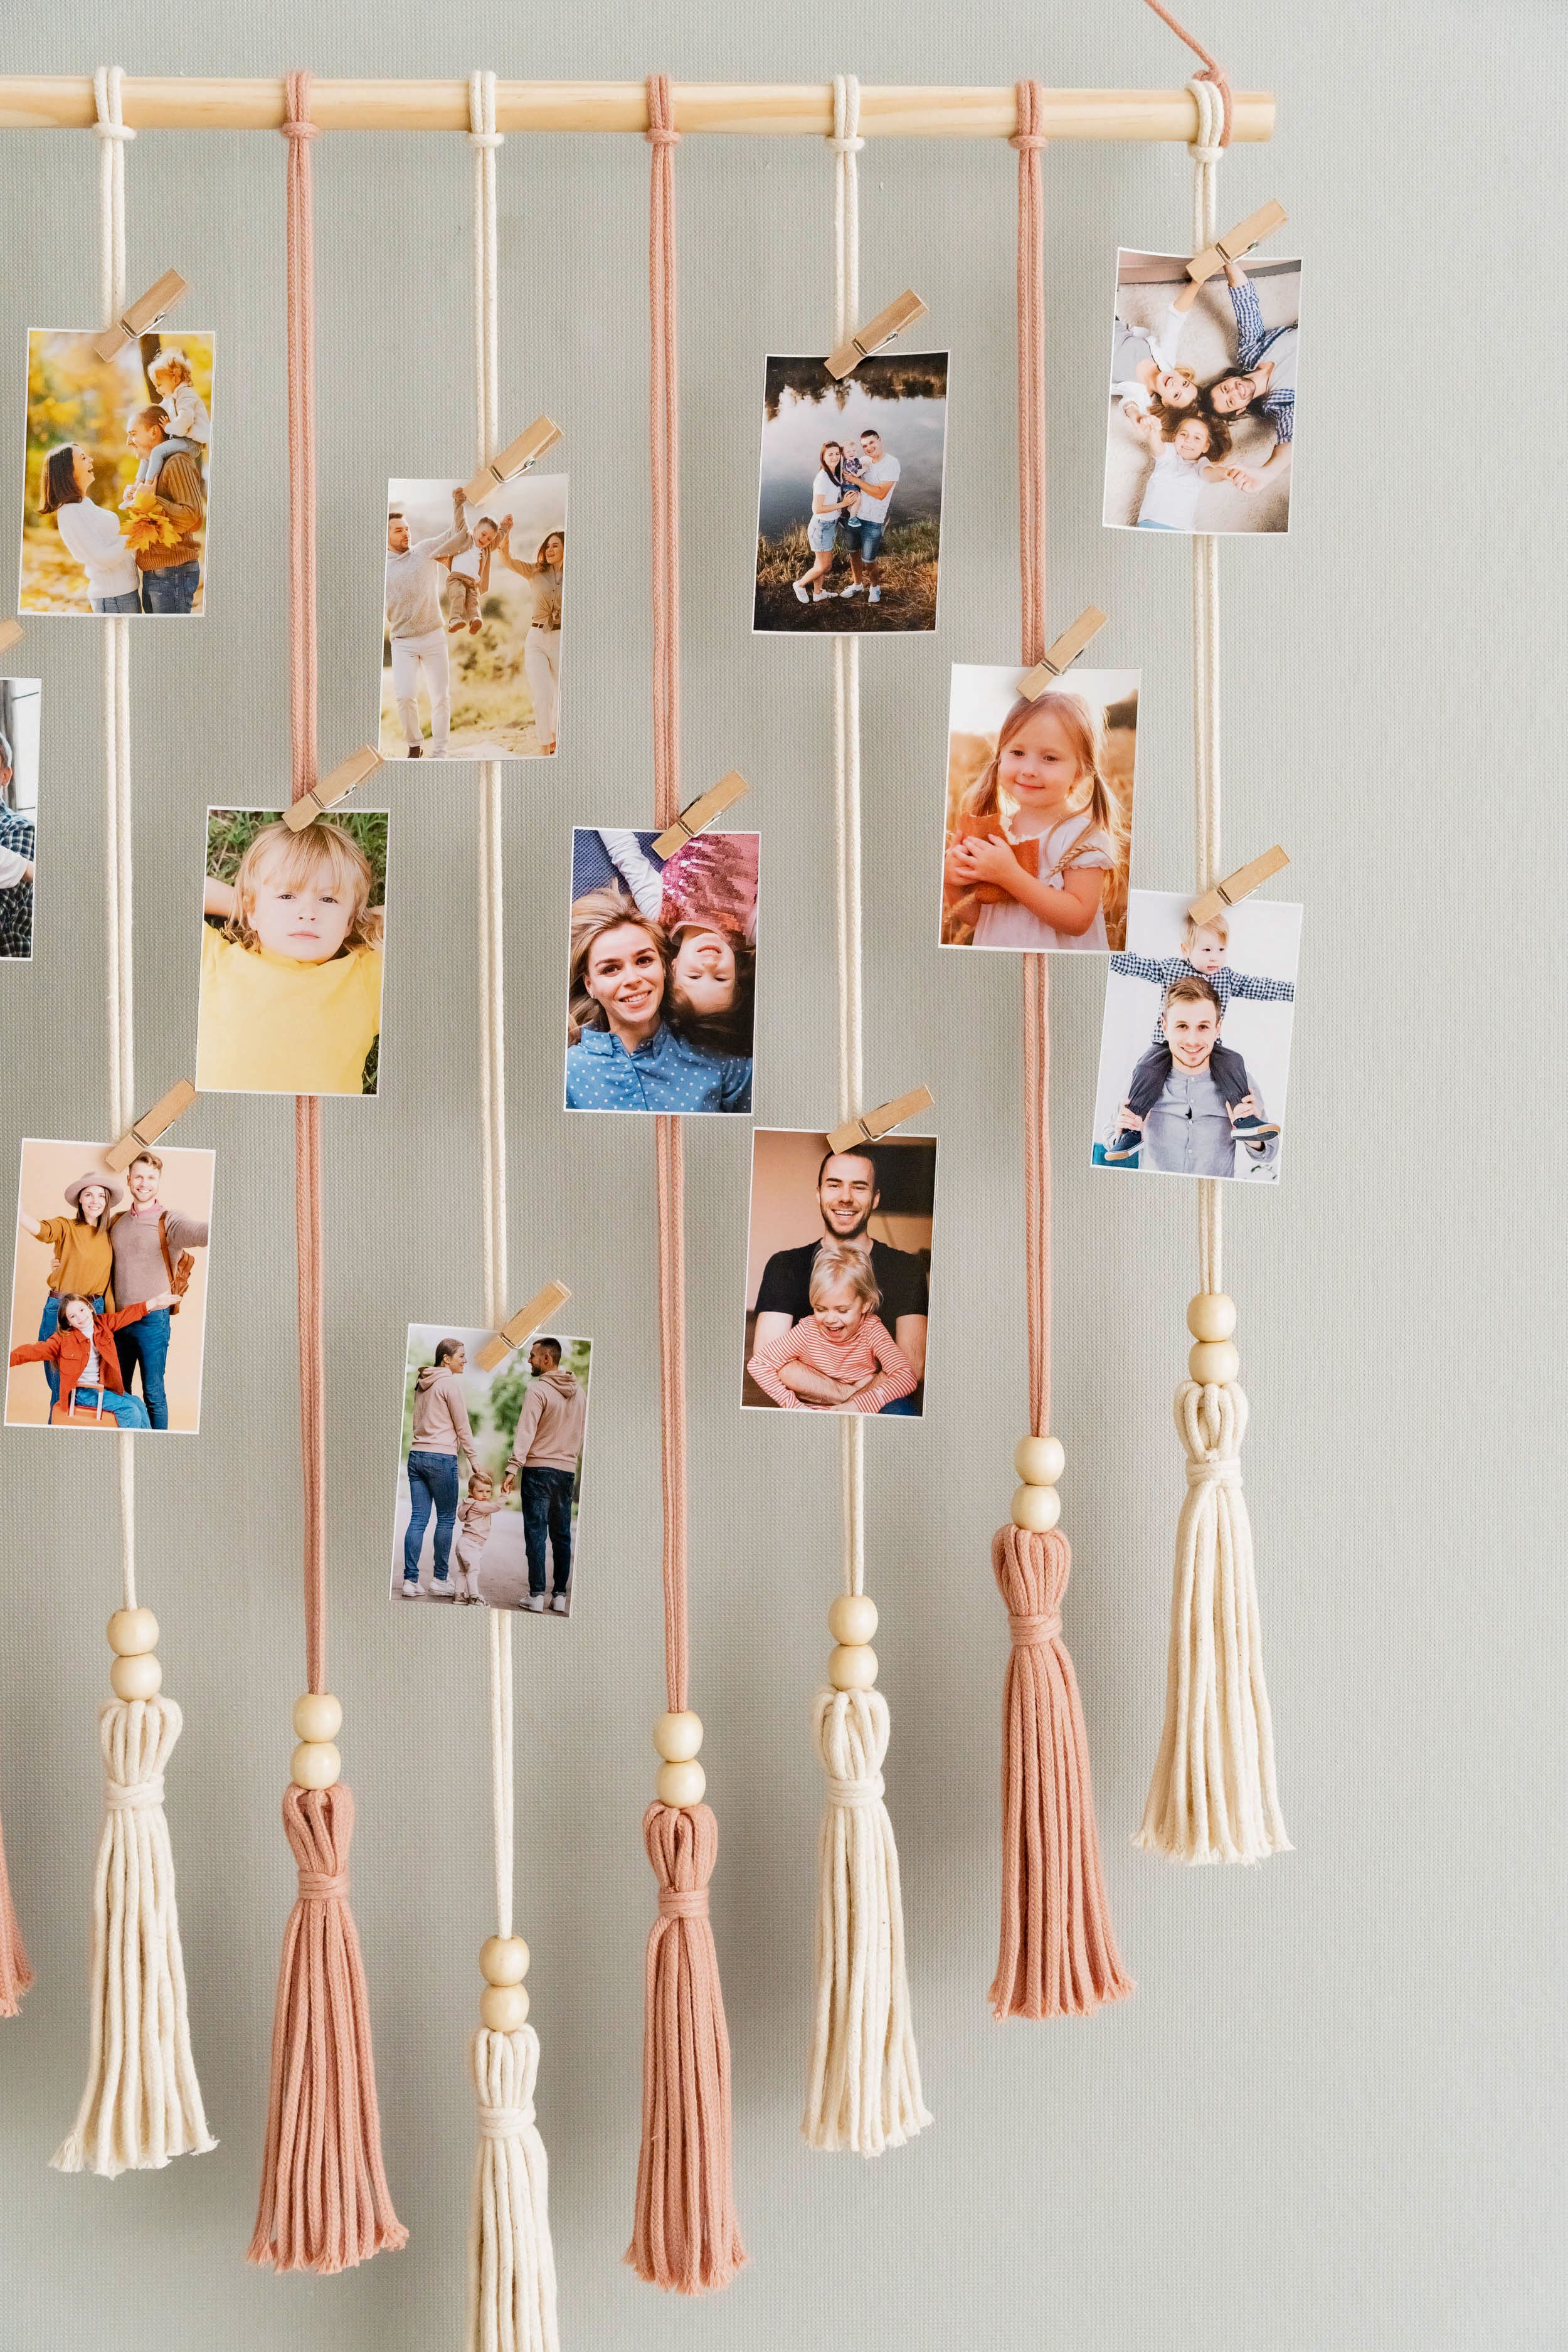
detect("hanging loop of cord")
[1140,0,1233,149]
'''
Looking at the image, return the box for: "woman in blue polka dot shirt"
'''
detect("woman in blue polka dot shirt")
[564,887,752,1115]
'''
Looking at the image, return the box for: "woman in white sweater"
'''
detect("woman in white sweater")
[39,443,141,613]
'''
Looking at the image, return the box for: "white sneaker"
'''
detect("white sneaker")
[840,583,864,597]
[792,580,810,603]
[526,1593,546,1613]
[812,588,833,602]
[549,1592,569,1614]
[867,586,881,603]
[401,1576,421,1597]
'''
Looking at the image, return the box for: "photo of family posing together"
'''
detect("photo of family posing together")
[753,351,949,634]
[1092,887,1301,1184]
[742,1128,936,1417]
[21,331,213,613]
[566,825,758,1115]
[0,679,40,962]
[940,664,1139,953]
[196,806,388,1098]
[393,1323,593,1615]
[7,1135,213,1432]
[1102,248,1300,536]
[379,474,567,760]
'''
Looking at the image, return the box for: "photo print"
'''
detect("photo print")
[21,329,213,613]
[565,825,758,1116]
[1102,248,1300,536]
[0,677,40,961]
[393,1323,593,1615]
[940,663,1139,952]
[1092,887,1301,1184]
[7,1135,214,1433]
[379,472,568,761]
[742,1127,936,1417]
[753,351,949,634]
[196,806,388,1098]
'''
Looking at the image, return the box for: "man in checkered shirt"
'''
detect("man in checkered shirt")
[1104,906,1293,1163]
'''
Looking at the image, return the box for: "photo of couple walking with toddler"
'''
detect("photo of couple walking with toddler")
[393,1323,593,1615]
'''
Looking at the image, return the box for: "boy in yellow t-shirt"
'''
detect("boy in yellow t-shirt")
[197,817,384,1095]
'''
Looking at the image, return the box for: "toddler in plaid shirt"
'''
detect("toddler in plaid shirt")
[1105,908,1293,1162]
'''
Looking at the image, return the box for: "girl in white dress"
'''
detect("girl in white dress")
[943,689,1121,951]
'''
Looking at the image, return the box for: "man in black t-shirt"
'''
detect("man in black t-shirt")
[750,1148,928,1411]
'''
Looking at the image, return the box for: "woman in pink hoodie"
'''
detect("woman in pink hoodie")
[401,1337,482,1597]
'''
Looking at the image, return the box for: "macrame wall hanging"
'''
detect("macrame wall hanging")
[51,63,214,2178]
[248,70,406,2274]
[801,73,930,2161]
[627,72,744,2297]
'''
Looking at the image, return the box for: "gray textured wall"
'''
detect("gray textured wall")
[0,6,1560,2348]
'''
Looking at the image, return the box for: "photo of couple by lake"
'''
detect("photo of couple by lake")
[19,330,213,614]
[752,351,949,633]
[565,825,758,1116]
[1103,248,1301,536]
[379,473,567,760]
[392,1324,593,1615]
[7,1135,214,1433]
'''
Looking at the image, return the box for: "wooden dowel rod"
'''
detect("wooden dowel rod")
[0,78,1274,140]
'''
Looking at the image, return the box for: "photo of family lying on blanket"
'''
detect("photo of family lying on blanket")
[0,679,40,961]
[1092,888,1301,1184]
[21,331,213,613]
[564,825,758,1115]
[392,1324,593,1615]
[1102,248,1300,535]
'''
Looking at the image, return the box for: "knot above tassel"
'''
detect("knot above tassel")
[1186,1453,1241,1490]
[104,1771,166,1809]
[477,2100,533,2139]
[825,1769,886,1807]
[1007,1611,1062,1646]
[657,1883,709,1919]
[297,1867,350,1899]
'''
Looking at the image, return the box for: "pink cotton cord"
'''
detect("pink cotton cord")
[1139,0,1233,146]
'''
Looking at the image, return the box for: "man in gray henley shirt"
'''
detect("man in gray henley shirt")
[1133,977,1280,1180]
[109,1149,210,1429]
[384,491,472,758]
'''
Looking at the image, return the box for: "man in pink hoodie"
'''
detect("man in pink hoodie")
[500,1337,587,1614]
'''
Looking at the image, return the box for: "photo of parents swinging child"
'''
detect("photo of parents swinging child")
[391,1323,593,1616]
[742,1128,936,1417]
[7,1135,213,1433]
[379,473,567,760]
[1091,887,1301,1184]
[940,663,1139,951]
[1102,247,1300,536]
[196,806,389,1098]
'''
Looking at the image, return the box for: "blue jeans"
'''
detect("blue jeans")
[64,1387,151,1429]
[519,1466,575,1597]
[847,517,886,562]
[91,587,142,613]
[40,1293,105,1407]
[115,1307,172,1430]
[140,561,199,615]
[404,1450,459,1585]
[878,1394,920,1416]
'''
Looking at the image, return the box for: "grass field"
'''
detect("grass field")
[753,518,940,634]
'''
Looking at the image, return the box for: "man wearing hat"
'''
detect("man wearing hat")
[16,1168,121,1410]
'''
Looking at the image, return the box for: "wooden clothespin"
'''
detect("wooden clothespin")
[103,1079,198,1173]
[651,771,750,860]
[0,620,22,657]
[475,1281,573,1375]
[825,290,929,382]
[92,270,191,360]
[1019,608,1108,701]
[461,415,563,506]
[1187,199,1288,286]
[282,746,384,832]
[826,1084,935,1157]
[1187,845,1290,927]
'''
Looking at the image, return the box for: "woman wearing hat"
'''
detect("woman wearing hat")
[16,1171,120,1409]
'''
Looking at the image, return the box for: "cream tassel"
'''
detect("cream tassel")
[52,1693,215,2175]
[467,2023,558,2352]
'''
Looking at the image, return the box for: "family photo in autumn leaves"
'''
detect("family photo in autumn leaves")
[20,329,212,616]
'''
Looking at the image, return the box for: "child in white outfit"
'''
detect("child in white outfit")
[134,349,209,492]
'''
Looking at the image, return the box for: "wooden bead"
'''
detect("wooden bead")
[292,1692,342,1744]
[480,1983,530,2033]
[106,1606,159,1657]
[655,1758,706,1809]
[1010,1483,1061,1535]
[290,1739,342,1791]
[827,1592,877,1647]
[827,1644,878,1692]
[652,1710,703,1763]
[479,1934,530,1986]
[1187,1291,1237,1343]
[110,1651,162,1702]
[1189,1338,1240,1387]
[1014,1434,1064,1488]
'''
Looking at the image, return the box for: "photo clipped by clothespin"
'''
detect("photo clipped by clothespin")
[103,1079,198,1173]
[1187,845,1290,928]
[460,415,563,507]
[91,269,191,361]
[825,290,929,382]
[282,746,384,833]
[1019,608,1108,701]
[0,620,22,657]
[475,1280,573,1375]
[651,770,750,860]
[1187,200,1288,287]
[827,1084,935,1158]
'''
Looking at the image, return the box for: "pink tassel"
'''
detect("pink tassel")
[0,1806,31,2018]
[249,1785,407,2273]
[627,1802,744,2294]
[990,1523,1133,2020]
